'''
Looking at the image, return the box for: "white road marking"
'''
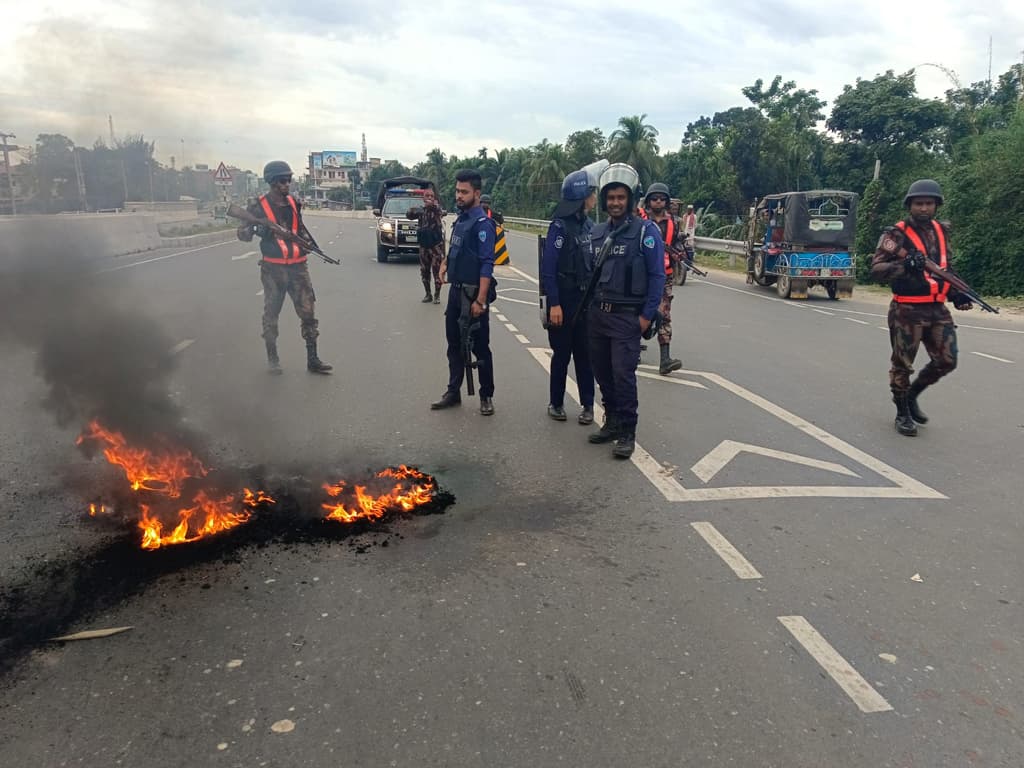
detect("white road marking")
[877,326,889,331]
[691,522,762,579]
[101,241,232,272]
[515,334,531,344]
[499,287,538,294]
[508,265,540,285]
[636,370,707,389]
[778,616,894,714]
[329,241,335,245]
[495,296,535,306]
[970,351,1014,364]
[495,314,509,322]
[811,308,835,316]
[496,276,528,283]
[691,440,859,484]
[256,289,264,296]
[505,323,520,332]
[526,349,944,502]
[169,339,195,355]
[232,251,257,261]
[844,317,870,326]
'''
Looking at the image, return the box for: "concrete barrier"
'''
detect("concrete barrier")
[0,213,160,263]
[159,229,239,248]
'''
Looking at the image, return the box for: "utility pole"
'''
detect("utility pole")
[73,146,88,211]
[0,131,17,216]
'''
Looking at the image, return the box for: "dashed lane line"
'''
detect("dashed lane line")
[691,522,762,579]
[101,240,234,272]
[505,323,520,333]
[778,616,894,714]
[515,334,530,344]
[169,339,195,355]
[970,350,1014,364]
[495,314,509,322]
[843,317,870,326]
[232,251,257,261]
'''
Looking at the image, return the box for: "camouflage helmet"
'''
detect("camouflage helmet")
[263,160,293,184]
[644,182,671,205]
[480,194,492,205]
[904,179,943,207]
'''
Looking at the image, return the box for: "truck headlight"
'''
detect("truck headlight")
[379,221,394,232]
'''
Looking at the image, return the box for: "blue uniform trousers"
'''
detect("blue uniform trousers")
[547,288,594,409]
[587,308,641,432]
[444,285,494,398]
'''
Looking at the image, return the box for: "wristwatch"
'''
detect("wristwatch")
[474,299,488,310]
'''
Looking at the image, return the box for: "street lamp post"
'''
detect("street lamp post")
[0,130,18,216]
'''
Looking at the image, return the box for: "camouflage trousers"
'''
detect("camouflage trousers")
[260,261,319,342]
[887,301,958,393]
[419,243,444,292]
[657,279,674,345]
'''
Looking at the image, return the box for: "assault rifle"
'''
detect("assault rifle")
[569,219,632,328]
[226,203,341,265]
[667,242,708,277]
[922,259,999,314]
[458,289,481,396]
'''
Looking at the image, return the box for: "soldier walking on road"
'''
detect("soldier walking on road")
[407,188,445,304]
[236,160,332,375]
[431,170,497,416]
[643,182,685,374]
[870,179,973,436]
[586,163,665,459]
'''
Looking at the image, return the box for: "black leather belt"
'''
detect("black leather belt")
[597,302,639,314]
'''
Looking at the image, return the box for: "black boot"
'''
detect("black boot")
[433,287,441,305]
[612,432,636,459]
[907,380,929,424]
[893,392,917,436]
[265,340,282,375]
[421,280,433,303]
[306,341,333,374]
[588,414,621,444]
[659,344,682,375]
[431,390,461,410]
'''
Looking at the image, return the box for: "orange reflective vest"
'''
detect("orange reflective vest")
[653,216,675,275]
[259,194,306,265]
[894,220,948,304]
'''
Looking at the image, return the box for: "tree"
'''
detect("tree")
[608,114,663,187]
[565,128,605,170]
[32,134,76,212]
[742,75,826,130]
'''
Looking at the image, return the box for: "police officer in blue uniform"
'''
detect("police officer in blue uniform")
[431,169,497,415]
[586,163,665,458]
[541,168,600,424]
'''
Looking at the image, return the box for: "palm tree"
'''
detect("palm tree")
[527,140,571,195]
[608,114,664,187]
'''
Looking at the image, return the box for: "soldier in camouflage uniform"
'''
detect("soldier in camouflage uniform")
[237,160,332,375]
[870,179,973,436]
[643,183,685,374]
[407,188,446,304]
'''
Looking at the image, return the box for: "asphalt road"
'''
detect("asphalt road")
[1,213,1021,767]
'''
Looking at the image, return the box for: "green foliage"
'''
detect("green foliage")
[855,178,883,281]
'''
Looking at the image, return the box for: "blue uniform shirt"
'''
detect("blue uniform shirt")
[449,204,495,284]
[540,217,592,306]
[639,218,667,321]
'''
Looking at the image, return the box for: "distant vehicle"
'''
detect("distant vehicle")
[373,176,435,263]
[746,190,858,300]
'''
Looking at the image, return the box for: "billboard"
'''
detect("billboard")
[322,150,357,169]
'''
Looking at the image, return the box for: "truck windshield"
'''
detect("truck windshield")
[383,196,424,216]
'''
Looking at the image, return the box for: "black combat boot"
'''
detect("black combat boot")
[588,414,621,444]
[265,340,282,375]
[421,280,433,303]
[612,432,636,459]
[907,380,930,424]
[893,392,918,436]
[433,287,441,305]
[306,342,333,374]
[659,344,682,375]
[431,390,461,410]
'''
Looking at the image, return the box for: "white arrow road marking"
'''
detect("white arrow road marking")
[691,522,762,579]
[691,439,859,484]
[169,339,195,355]
[636,370,707,389]
[232,251,257,261]
[778,616,893,714]
[507,266,539,285]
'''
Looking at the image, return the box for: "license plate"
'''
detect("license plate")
[405,235,417,242]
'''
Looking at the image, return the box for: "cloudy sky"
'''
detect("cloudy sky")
[3,0,1022,174]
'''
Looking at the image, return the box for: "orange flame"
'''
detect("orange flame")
[76,419,207,498]
[321,465,435,523]
[138,488,273,550]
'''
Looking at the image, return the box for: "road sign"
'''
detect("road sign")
[213,162,232,185]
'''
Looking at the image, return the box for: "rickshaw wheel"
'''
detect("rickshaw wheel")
[776,274,792,298]
[753,251,776,286]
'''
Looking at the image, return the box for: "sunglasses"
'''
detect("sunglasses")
[649,195,668,202]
